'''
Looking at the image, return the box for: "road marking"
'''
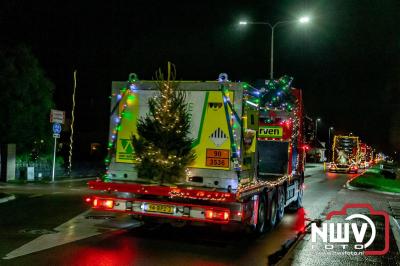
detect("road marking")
[3,210,140,260]
[0,194,16,204]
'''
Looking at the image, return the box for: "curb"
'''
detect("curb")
[390,216,400,254]
[50,177,97,183]
[0,194,16,204]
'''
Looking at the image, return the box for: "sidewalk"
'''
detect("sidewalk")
[0,177,96,195]
[1,176,97,185]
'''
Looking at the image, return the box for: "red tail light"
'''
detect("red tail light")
[205,209,230,221]
[205,210,214,219]
[104,200,114,209]
[91,198,114,209]
[223,211,229,220]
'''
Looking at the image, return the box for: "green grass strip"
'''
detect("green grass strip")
[350,164,400,193]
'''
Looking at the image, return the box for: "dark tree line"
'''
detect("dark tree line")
[0,45,54,155]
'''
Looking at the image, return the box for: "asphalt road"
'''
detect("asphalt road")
[0,165,399,266]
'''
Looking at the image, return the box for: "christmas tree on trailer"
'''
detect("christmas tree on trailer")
[132,63,195,184]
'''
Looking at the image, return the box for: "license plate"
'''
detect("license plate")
[146,204,174,214]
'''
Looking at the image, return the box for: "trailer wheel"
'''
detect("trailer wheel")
[266,190,278,230]
[276,186,285,223]
[255,193,267,234]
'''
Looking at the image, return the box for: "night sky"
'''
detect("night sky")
[1,0,399,155]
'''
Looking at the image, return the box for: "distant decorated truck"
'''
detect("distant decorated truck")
[328,135,360,173]
[86,72,305,234]
[359,142,373,169]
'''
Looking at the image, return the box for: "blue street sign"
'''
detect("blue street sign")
[52,123,62,134]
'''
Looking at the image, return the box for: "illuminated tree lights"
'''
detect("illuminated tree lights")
[131,63,195,184]
[244,75,297,113]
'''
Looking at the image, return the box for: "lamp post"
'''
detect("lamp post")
[315,118,321,140]
[239,16,310,79]
[328,126,334,161]
[328,127,334,146]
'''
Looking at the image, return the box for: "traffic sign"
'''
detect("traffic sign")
[53,133,60,138]
[52,123,62,134]
[50,109,65,124]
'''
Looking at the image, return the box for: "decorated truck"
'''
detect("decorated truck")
[328,135,360,173]
[86,70,305,234]
[359,142,373,169]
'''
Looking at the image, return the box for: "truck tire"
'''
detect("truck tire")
[276,186,285,223]
[255,192,267,234]
[266,190,278,231]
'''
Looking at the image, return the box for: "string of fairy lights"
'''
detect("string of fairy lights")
[218,73,242,170]
[104,73,138,177]
[217,74,302,194]
[236,75,302,193]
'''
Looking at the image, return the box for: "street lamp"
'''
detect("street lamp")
[328,127,334,160]
[328,127,334,144]
[328,127,334,143]
[315,118,321,140]
[238,16,310,79]
[299,16,310,23]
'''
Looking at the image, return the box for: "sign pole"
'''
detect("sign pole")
[50,111,63,183]
[52,136,57,182]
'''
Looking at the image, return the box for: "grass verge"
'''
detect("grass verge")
[350,165,400,193]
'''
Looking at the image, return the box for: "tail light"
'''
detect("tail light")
[205,209,230,221]
[104,200,114,209]
[90,197,114,209]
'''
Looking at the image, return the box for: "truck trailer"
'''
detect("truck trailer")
[86,73,305,234]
